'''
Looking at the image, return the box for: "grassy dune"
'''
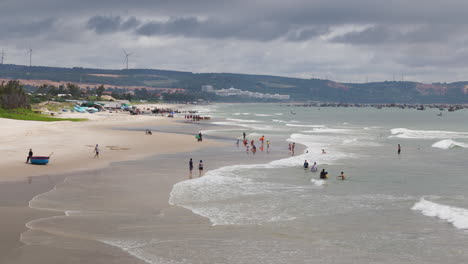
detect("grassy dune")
[0,108,87,122]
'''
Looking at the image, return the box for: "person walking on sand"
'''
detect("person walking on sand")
[337,171,346,180]
[26,149,33,163]
[198,160,204,176]
[198,132,203,142]
[398,144,401,155]
[94,144,100,158]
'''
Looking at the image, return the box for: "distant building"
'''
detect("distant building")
[201,85,214,92]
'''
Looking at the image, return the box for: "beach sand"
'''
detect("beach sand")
[0,108,225,263]
[0,109,219,181]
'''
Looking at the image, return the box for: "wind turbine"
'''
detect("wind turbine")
[27,47,33,67]
[0,49,4,65]
[123,49,134,70]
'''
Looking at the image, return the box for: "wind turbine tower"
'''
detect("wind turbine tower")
[0,49,4,65]
[27,47,33,67]
[123,49,134,70]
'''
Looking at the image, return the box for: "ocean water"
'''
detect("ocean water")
[23,104,468,263]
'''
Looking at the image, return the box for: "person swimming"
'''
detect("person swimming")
[322,149,326,154]
[337,171,346,180]
[303,160,309,169]
[320,169,328,179]
[311,162,317,172]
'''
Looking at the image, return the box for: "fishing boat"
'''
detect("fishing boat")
[30,156,50,165]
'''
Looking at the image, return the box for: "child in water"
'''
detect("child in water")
[337,171,346,180]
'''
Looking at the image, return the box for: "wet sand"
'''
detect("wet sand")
[0,113,226,263]
[0,122,289,263]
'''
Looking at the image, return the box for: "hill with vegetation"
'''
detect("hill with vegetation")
[0,64,467,103]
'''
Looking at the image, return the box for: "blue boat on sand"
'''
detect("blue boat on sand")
[30,156,50,165]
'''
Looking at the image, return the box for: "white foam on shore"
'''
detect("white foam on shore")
[432,139,468,149]
[412,198,468,229]
[99,239,181,264]
[390,128,468,139]
[170,133,354,225]
[254,113,272,117]
[286,124,326,128]
[302,128,351,133]
[310,179,326,186]
[226,118,260,123]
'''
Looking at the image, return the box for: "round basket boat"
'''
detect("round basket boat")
[30,156,50,165]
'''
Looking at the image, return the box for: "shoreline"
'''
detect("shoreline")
[0,107,226,263]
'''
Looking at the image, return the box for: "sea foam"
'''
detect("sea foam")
[390,128,468,139]
[412,198,468,230]
[432,139,468,149]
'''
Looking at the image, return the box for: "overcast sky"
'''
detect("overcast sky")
[1,0,468,83]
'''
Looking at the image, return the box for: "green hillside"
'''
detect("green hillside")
[0,64,467,103]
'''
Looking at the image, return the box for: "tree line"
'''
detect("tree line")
[0,80,30,109]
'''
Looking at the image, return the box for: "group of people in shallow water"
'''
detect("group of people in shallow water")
[303,159,346,180]
[239,132,270,154]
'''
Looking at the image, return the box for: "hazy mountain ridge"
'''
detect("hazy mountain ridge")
[0,64,467,103]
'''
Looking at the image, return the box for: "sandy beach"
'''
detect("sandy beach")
[0,107,219,182]
[0,106,225,263]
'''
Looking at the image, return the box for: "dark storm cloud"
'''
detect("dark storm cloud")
[86,16,141,34]
[87,15,328,41]
[135,17,293,41]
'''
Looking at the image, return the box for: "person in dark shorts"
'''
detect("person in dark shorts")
[94,144,100,158]
[198,160,204,176]
[303,160,309,169]
[26,149,33,163]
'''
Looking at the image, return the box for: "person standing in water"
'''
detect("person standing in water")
[266,140,270,150]
[198,160,204,177]
[311,162,318,172]
[94,144,100,158]
[337,171,346,180]
[26,149,33,163]
[398,144,401,155]
[189,158,194,175]
[303,160,309,169]
[320,169,328,179]
[243,132,246,140]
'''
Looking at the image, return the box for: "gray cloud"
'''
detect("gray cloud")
[86,16,141,34]
[331,24,463,45]
[3,0,468,82]
[87,15,328,42]
[0,18,56,40]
